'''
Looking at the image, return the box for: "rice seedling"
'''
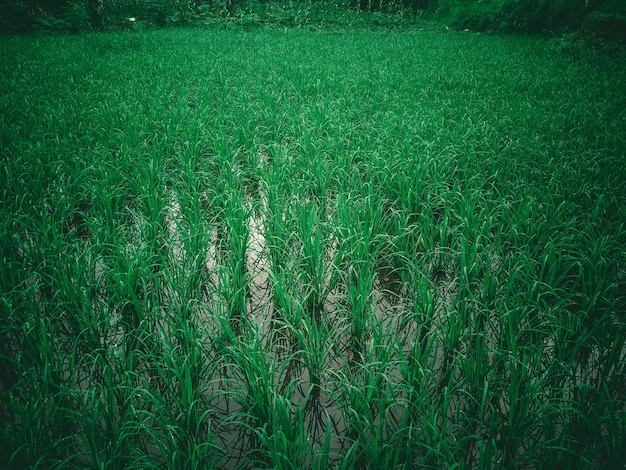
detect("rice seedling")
[1,24,624,469]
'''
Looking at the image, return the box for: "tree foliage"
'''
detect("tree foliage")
[1,0,624,43]
[0,0,203,32]
[431,0,598,33]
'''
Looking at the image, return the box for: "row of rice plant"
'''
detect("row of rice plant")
[1,27,625,468]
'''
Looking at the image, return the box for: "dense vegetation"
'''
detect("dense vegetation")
[1,0,626,43]
[1,24,625,468]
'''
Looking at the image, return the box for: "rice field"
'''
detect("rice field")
[1,26,625,469]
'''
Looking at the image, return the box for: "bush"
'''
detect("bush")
[197,0,234,19]
[497,0,553,33]
[435,0,612,35]
[62,1,91,32]
[550,0,590,31]
[437,0,500,31]
[100,0,200,27]
[581,11,626,45]
[0,0,32,32]
[0,0,96,33]
[32,12,70,31]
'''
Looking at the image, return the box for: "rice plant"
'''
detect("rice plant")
[1,25,625,469]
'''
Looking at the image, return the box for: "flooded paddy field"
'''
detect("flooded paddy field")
[1,27,625,468]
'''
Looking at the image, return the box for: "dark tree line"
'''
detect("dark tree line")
[1,0,624,42]
[354,0,623,38]
[1,0,99,32]
[429,0,623,36]
[0,0,200,32]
